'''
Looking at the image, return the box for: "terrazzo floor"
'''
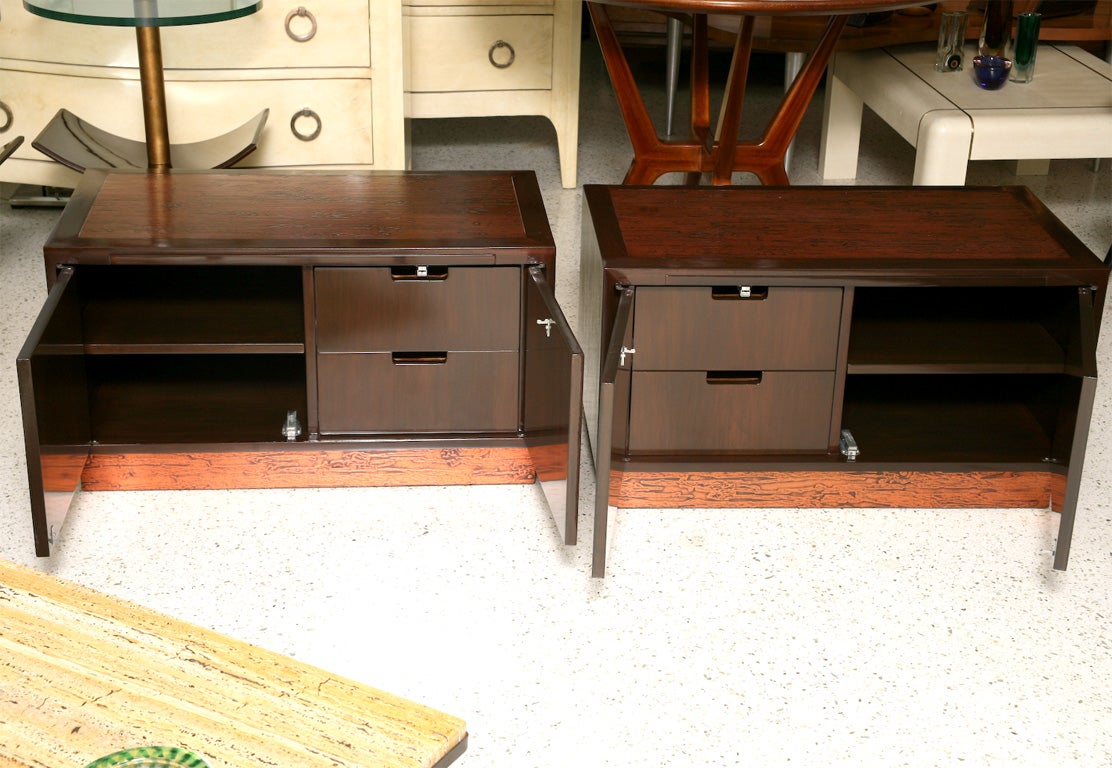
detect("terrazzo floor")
[2,38,1111,768]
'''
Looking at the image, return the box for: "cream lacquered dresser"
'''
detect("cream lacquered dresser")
[402,0,581,188]
[0,0,581,189]
[0,0,406,188]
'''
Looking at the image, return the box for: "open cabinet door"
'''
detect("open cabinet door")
[17,267,90,556]
[523,266,583,546]
[593,287,634,578]
[1054,286,1100,570]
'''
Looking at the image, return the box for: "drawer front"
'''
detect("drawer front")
[406,15,553,92]
[633,286,843,371]
[0,1,371,69]
[315,267,520,352]
[217,78,376,167]
[0,70,375,167]
[317,351,519,434]
[628,370,836,453]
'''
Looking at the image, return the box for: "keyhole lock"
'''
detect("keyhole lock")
[537,318,555,338]
[619,346,636,366]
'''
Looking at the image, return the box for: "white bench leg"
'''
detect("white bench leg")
[820,69,864,180]
[913,110,973,185]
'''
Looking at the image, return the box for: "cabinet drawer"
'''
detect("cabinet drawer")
[633,286,842,371]
[0,1,371,69]
[405,15,553,92]
[315,267,520,352]
[317,351,519,434]
[627,370,836,453]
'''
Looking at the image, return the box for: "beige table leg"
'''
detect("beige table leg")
[819,64,865,179]
[912,110,973,185]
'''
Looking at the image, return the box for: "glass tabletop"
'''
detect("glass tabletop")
[23,0,262,28]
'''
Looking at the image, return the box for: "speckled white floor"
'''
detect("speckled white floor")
[2,40,1111,768]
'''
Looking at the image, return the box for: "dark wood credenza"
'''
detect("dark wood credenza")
[18,169,582,556]
[581,185,1109,577]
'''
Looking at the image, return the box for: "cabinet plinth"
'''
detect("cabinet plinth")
[19,169,582,556]
[582,184,1108,577]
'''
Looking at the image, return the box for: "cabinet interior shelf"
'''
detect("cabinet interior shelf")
[841,374,1077,464]
[79,266,304,352]
[847,286,1079,375]
[87,355,307,444]
[847,317,1069,374]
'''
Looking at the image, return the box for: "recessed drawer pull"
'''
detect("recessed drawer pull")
[706,370,763,385]
[711,286,768,300]
[390,265,449,281]
[392,351,448,365]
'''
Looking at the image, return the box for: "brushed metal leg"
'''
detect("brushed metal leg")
[665,17,684,136]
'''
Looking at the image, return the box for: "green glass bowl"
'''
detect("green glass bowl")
[84,747,211,768]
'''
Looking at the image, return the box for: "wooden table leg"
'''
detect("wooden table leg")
[588,4,848,185]
[711,16,756,184]
[588,2,703,184]
[729,14,848,185]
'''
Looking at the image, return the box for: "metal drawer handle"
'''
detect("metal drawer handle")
[0,102,12,133]
[711,285,768,300]
[285,6,317,42]
[290,108,321,141]
[488,40,515,69]
[391,265,449,280]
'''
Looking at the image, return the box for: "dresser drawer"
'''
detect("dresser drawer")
[627,370,836,453]
[405,14,553,92]
[0,69,375,167]
[317,351,519,434]
[315,266,520,352]
[220,78,376,167]
[633,286,843,371]
[0,1,371,69]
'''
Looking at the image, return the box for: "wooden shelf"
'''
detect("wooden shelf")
[87,355,306,444]
[848,285,1078,374]
[81,266,304,352]
[847,317,1067,374]
[841,374,1076,464]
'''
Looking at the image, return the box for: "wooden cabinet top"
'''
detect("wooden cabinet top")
[584,185,1108,287]
[46,170,555,273]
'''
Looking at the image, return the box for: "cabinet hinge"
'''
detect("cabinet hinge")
[839,429,859,461]
[282,410,302,441]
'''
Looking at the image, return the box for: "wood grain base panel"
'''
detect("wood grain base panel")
[82,447,537,491]
[609,470,1067,512]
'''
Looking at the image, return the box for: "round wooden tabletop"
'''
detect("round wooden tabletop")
[585,0,931,16]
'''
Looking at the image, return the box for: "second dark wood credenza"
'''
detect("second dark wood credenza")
[581,184,1109,577]
[18,169,582,556]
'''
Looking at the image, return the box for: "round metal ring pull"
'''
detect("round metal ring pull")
[488,40,515,69]
[0,102,13,133]
[285,7,317,42]
[290,108,322,141]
